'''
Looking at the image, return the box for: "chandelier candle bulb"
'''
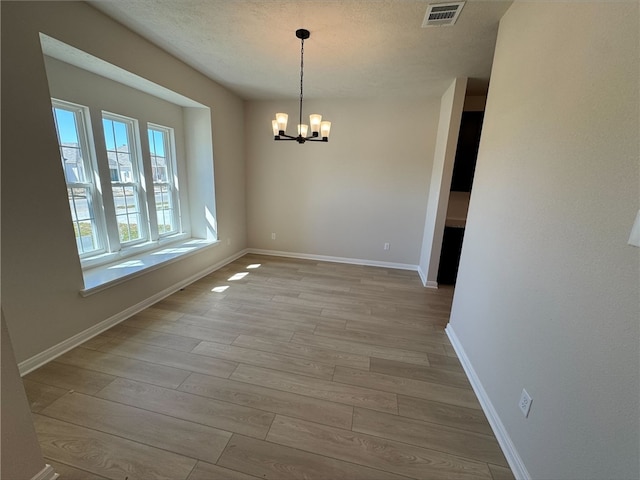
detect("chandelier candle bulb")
[276,113,288,133]
[298,124,309,137]
[272,120,279,136]
[320,121,331,139]
[309,114,322,133]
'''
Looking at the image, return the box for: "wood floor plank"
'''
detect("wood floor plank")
[179,372,353,429]
[45,459,110,480]
[96,377,275,439]
[346,319,450,343]
[266,415,492,480]
[131,306,184,321]
[272,294,372,314]
[177,314,294,342]
[321,308,441,332]
[192,341,334,379]
[153,297,213,316]
[41,392,231,463]
[230,364,398,413]
[79,335,114,350]
[291,332,430,366]
[203,308,317,333]
[314,325,446,354]
[217,434,410,480]
[54,347,191,389]
[427,352,466,373]
[489,464,516,480]
[371,304,450,321]
[352,407,508,466]
[232,334,370,370]
[22,379,69,413]
[99,337,238,378]
[107,324,202,352]
[34,415,196,480]
[187,461,260,480]
[234,303,347,330]
[370,357,471,388]
[333,366,482,410]
[444,344,458,357]
[123,316,239,344]
[24,362,116,395]
[398,395,494,436]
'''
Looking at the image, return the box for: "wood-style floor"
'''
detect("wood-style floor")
[24,254,514,480]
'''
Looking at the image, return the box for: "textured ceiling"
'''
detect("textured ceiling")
[89,0,512,100]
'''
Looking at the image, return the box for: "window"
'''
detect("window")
[148,125,179,236]
[51,99,185,265]
[102,114,148,245]
[52,101,105,257]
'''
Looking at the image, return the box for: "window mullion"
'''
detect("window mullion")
[168,128,182,233]
[138,120,159,241]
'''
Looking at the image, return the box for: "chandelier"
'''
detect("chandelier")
[272,29,331,144]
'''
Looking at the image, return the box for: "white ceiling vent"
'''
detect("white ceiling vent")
[422,2,465,27]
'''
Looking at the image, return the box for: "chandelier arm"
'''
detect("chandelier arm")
[274,134,298,141]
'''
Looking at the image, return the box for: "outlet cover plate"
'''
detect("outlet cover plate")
[519,388,532,418]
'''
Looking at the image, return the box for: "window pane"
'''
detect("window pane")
[155,184,174,233]
[113,185,143,243]
[54,108,87,183]
[68,187,100,254]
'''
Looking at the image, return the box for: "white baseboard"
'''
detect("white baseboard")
[18,249,249,376]
[417,266,427,285]
[417,267,439,289]
[31,464,59,480]
[445,324,531,480]
[247,248,419,272]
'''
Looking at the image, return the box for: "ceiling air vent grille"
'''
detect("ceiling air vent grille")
[422,2,465,27]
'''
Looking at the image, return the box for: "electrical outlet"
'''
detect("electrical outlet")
[271,233,276,240]
[384,242,390,250]
[519,389,532,418]
[227,238,231,246]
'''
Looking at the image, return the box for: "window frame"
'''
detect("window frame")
[101,111,150,249]
[147,123,181,238]
[51,99,107,259]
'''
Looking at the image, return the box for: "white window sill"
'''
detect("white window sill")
[80,238,219,296]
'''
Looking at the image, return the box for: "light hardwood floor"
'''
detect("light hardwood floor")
[24,254,515,480]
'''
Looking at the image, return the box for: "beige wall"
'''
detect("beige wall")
[1,1,247,363]
[449,3,639,479]
[245,98,440,265]
[1,312,48,480]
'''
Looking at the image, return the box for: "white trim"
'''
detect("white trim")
[445,324,531,480]
[417,266,427,286]
[247,248,419,272]
[425,280,439,289]
[31,464,59,480]
[19,249,248,376]
[81,238,219,296]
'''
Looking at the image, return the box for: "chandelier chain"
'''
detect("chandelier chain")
[299,37,304,133]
